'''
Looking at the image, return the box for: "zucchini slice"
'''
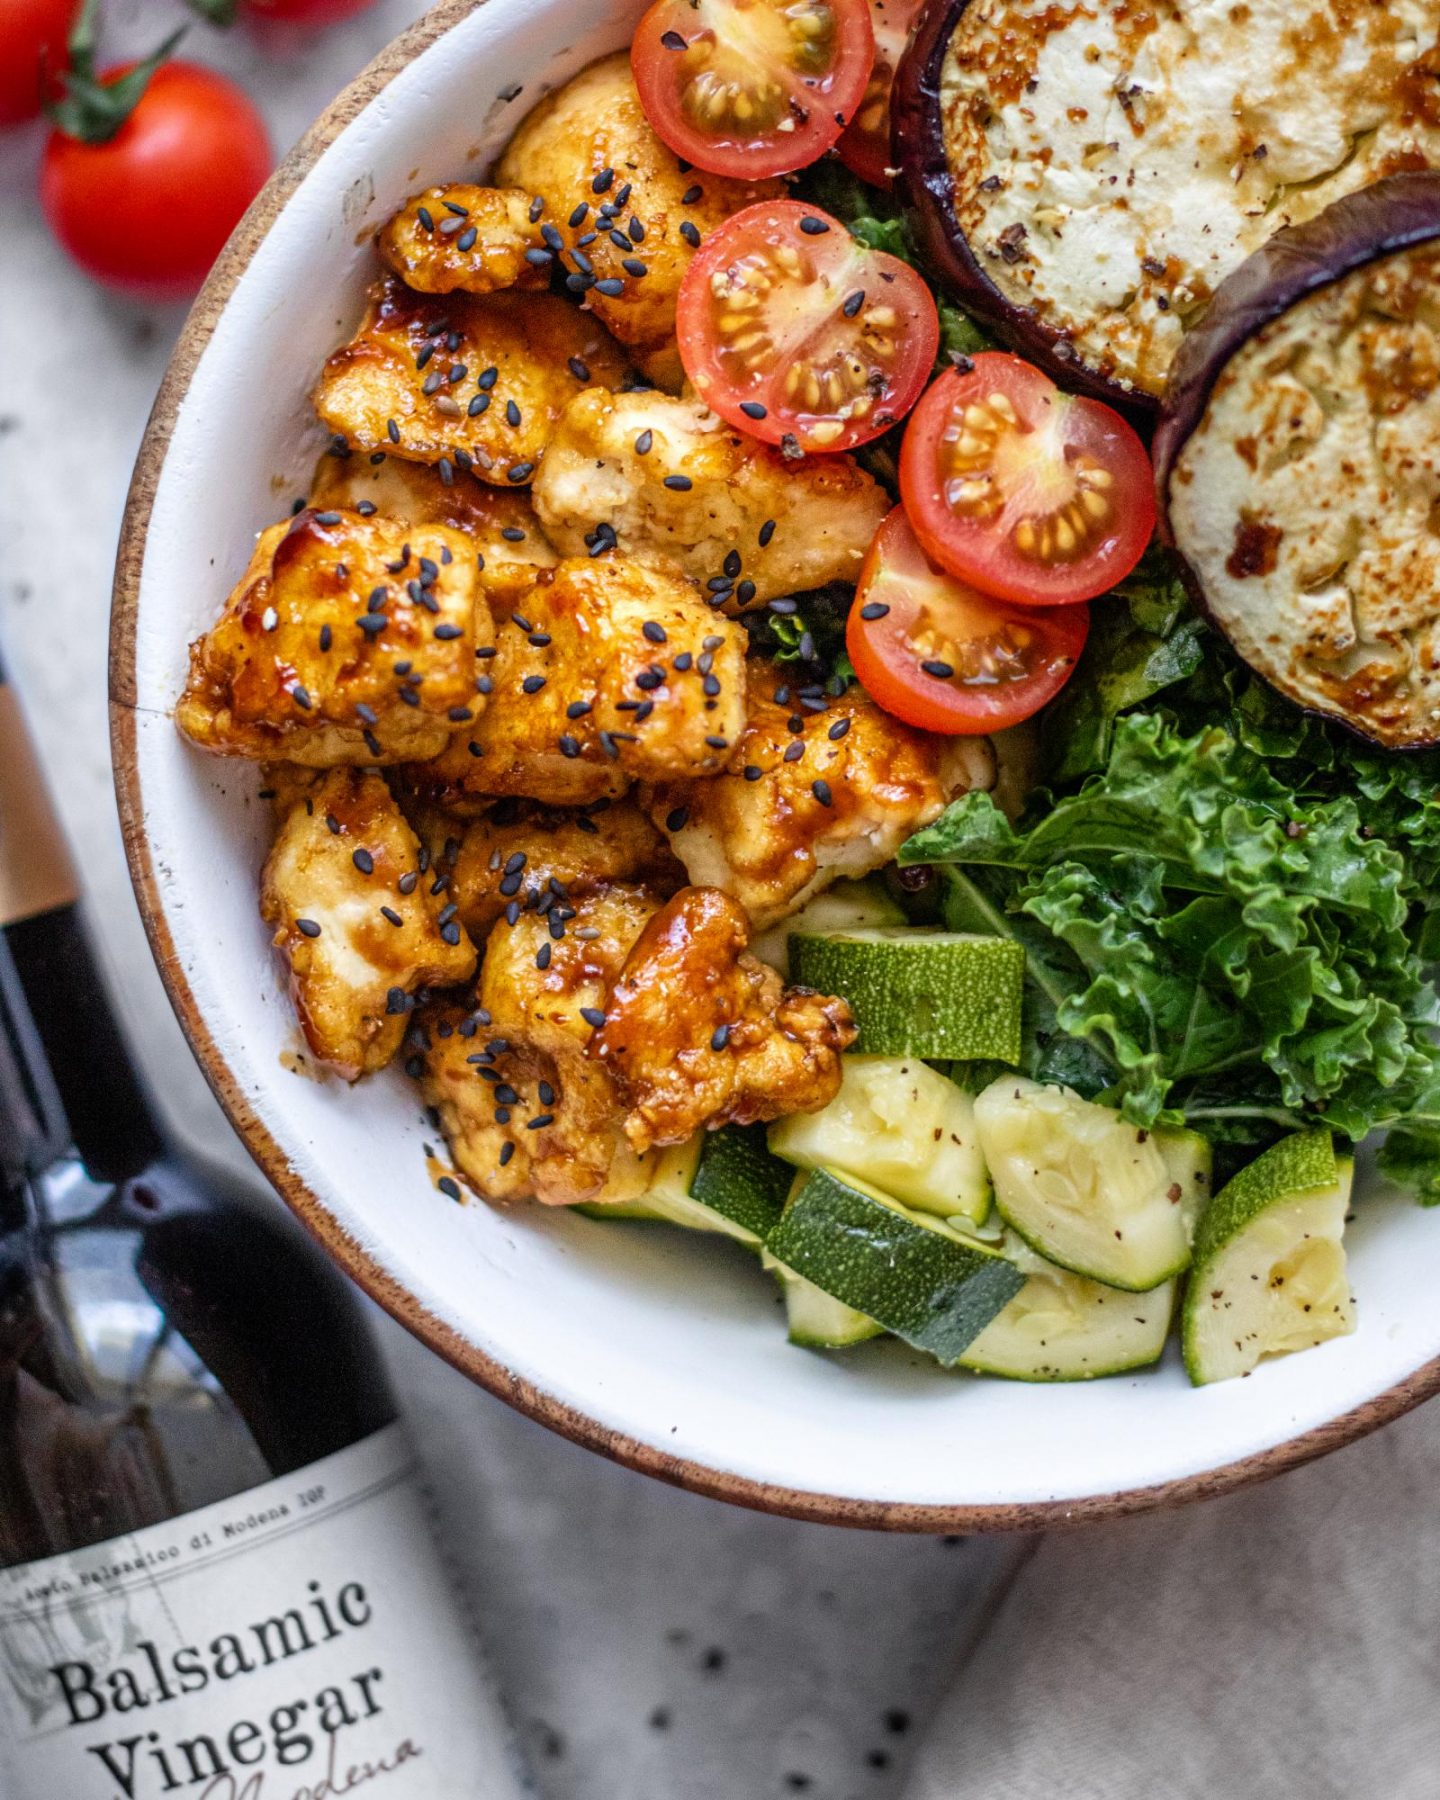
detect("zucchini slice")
[768,1055,991,1225]
[765,1167,1024,1365]
[973,1076,1193,1291]
[577,1124,790,1248]
[1183,1130,1356,1387]
[959,1237,1175,1381]
[762,1250,885,1349]
[789,927,1025,1061]
[750,877,905,976]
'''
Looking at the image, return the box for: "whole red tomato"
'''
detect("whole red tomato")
[42,61,272,301]
[1,0,76,126]
[241,0,377,23]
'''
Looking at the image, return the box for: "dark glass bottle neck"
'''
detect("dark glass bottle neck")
[0,661,162,1198]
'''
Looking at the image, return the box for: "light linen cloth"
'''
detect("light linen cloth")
[903,1399,1440,1800]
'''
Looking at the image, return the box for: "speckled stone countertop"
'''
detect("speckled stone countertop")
[0,7,1023,1793]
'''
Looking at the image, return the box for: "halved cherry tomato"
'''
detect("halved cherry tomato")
[631,0,874,179]
[899,352,1155,606]
[847,508,1088,734]
[836,0,924,188]
[677,199,938,453]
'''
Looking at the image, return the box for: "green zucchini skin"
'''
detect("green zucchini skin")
[767,1169,1025,1364]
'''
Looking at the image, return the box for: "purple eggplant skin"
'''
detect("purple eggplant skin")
[892,0,1153,414]
[1154,171,1440,528]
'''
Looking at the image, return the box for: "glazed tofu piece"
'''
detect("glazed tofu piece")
[644,662,996,928]
[421,883,661,1204]
[175,509,489,766]
[399,556,748,809]
[532,389,889,607]
[312,278,630,487]
[377,185,549,296]
[495,52,783,388]
[593,887,855,1152]
[307,452,558,616]
[260,767,477,1080]
[434,796,685,937]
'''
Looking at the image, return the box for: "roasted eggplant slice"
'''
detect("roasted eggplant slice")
[894,0,1440,409]
[1156,174,1440,750]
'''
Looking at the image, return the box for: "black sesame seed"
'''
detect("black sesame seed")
[528,633,552,648]
[296,918,321,938]
[569,201,590,227]
[594,278,625,297]
[437,458,454,486]
[743,764,763,781]
[434,622,464,640]
[524,247,555,267]
[703,674,722,696]
[468,393,492,417]
[558,734,581,758]
[642,621,668,644]
[758,518,776,546]
[811,779,833,806]
[739,400,768,420]
[507,462,535,482]
[580,1006,607,1028]
[705,734,729,750]
[478,365,500,390]
[535,943,552,970]
[576,229,599,247]
[522,675,547,694]
[828,717,851,740]
[635,668,663,691]
[622,257,648,278]
[352,848,375,875]
[440,922,462,946]
[660,26,687,47]
[673,652,693,671]
[681,184,703,205]
[506,398,522,426]
[501,526,527,542]
[292,685,312,710]
[566,272,595,293]
[736,580,756,605]
[566,700,593,719]
[678,220,702,248]
[723,549,742,578]
[783,741,805,763]
[799,215,830,235]
[457,226,478,251]
[475,675,493,695]
[843,288,866,318]
[859,601,890,620]
[398,871,419,894]
[635,429,654,455]
[416,206,435,232]
[356,499,377,516]
[387,418,401,443]
[527,193,545,222]
[381,906,403,926]
[664,474,693,491]
[319,624,333,652]
[921,659,955,679]
[666,806,689,832]
[540,221,564,252]
[528,1113,556,1130]
[609,228,632,251]
[592,167,615,192]
[629,217,645,243]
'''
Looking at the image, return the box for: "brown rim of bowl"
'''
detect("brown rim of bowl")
[110,0,1440,1535]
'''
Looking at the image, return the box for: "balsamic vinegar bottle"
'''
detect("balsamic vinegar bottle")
[0,662,528,1799]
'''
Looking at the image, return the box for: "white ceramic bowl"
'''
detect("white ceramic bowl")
[111,0,1440,1529]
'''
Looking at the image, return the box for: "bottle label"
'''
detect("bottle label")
[0,684,79,926]
[0,1424,530,1800]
